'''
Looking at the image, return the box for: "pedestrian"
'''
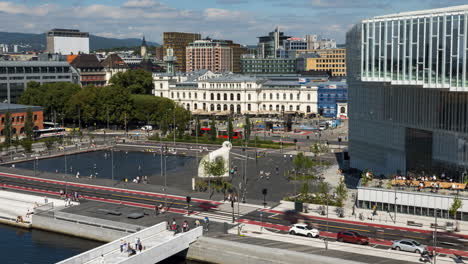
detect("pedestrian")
[119,239,124,252]
[154,205,159,216]
[44,196,48,204]
[74,191,79,201]
[204,216,210,231]
[172,218,177,231]
[195,219,200,227]
[100,254,105,264]
[135,237,140,251]
[182,220,189,232]
[76,171,80,178]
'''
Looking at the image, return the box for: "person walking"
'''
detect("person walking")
[172,218,177,231]
[195,219,200,227]
[182,220,189,232]
[204,216,210,231]
[154,205,159,216]
[135,237,140,251]
[119,239,124,253]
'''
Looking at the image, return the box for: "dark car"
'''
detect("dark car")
[198,202,218,211]
[337,231,369,245]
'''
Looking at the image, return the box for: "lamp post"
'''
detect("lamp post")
[433,208,439,264]
[111,147,114,185]
[34,157,38,177]
[394,187,397,223]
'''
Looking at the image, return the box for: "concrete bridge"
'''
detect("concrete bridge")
[57,222,203,264]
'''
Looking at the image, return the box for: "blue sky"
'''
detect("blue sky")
[1,0,467,44]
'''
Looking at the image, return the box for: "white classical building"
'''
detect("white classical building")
[153,70,319,115]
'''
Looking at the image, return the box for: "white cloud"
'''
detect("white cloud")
[123,0,160,8]
[203,8,245,21]
[0,1,51,16]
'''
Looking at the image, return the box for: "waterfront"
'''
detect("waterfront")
[0,223,102,264]
[11,150,197,184]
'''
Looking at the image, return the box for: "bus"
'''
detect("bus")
[33,128,66,139]
[218,130,243,140]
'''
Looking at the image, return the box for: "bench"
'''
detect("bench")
[430,223,442,229]
[407,220,423,227]
[97,209,122,216]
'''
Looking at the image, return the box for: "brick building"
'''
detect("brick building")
[0,103,43,137]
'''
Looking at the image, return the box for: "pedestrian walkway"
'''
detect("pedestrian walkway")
[57,222,203,264]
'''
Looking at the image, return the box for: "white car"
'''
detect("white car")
[141,125,153,131]
[289,224,319,238]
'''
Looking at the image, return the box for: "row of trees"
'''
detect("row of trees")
[19,70,190,130]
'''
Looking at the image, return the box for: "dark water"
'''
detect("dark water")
[12,150,196,182]
[0,223,102,264]
[0,223,203,264]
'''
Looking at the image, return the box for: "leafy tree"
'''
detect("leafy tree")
[293,152,314,177]
[318,181,331,205]
[227,116,233,142]
[21,139,33,153]
[300,182,309,196]
[96,85,134,127]
[132,94,164,125]
[209,116,217,141]
[449,196,463,219]
[66,85,99,127]
[3,111,12,148]
[335,176,348,208]
[24,108,34,141]
[109,69,154,94]
[203,158,227,178]
[244,116,251,142]
[174,105,191,139]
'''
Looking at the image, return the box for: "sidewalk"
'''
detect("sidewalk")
[272,201,468,239]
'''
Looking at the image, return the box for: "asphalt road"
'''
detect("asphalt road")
[1,172,466,255]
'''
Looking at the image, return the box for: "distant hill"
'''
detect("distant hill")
[0,31,159,51]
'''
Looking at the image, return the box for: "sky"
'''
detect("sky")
[0,0,467,45]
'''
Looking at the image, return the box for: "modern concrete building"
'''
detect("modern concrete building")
[346,5,468,176]
[0,61,78,103]
[46,29,89,55]
[298,48,346,77]
[240,55,302,74]
[163,32,201,72]
[186,40,233,73]
[257,27,290,59]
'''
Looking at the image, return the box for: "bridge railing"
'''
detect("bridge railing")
[56,222,167,264]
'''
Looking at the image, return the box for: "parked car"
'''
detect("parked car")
[392,239,427,253]
[337,231,369,245]
[289,224,319,238]
[141,125,153,131]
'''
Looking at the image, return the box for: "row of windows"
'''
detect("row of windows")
[169,92,314,101]
[184,103,314,113]
[317,59,345,63]
[0,66,70,74]
[316,64,346,68]
[1,114,38,124]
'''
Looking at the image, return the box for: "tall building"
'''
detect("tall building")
[347,5,468,176]
[163,32,201,72]
[257,27,291,58]
[306,35,337,49]
[140,36,154,72]
[46,29,89,55]
[241,55,301,74]
[155,46,163,61]
[186,39,233,72]
[221,40,248,73]
[0,61,78,103]
[298,48,346,77]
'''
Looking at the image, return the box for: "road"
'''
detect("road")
[0,171,466,258]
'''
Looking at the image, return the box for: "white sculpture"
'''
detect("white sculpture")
[198,141,232,178]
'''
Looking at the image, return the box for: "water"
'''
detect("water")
[0,223,102,264]
[12,150,196,182]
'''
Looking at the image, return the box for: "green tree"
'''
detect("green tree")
[318,181,330,205]
[96,85,134,127]
[300,182,309,196]
[24,108,34,141]
[449,196,463,219]
[203,158,227,178]
[109,69,154,94]
[66,85,99,127]
[174,105,191,139]
[227,116,233,142]
[21,139,32,153]
[3,111,12,148]
[293,152,314,177]
[209,116,217,141]
[132,94,164,125]
[244,116,251,142]
[335,176,348,208]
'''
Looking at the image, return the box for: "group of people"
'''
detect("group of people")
[153,204,167,215]
[394,173,463,192]
[119,238,143,257]
[169,217,208,234]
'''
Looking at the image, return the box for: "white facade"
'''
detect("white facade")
[51,36,89,55]
[153,72,318,115]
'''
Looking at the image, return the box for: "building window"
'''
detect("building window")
[160,83,163,88]
[307,94,311,101]
[230,93,234,100]
[210,93,214,100]
[248,94,251,101]
[276,93,279,100]
[34,115,37,121]
[224,94,227,101]
[290,94,293,100]
[306,106,311,113]
[237,94,241,101]
[247,104,251,111]
[217,94,220,100]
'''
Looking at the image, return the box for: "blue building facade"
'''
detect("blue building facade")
[317,82,347,118]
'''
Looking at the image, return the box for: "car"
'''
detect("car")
[141,125,153,131]
[337,231,369,245]
[318,124,327,130]
[391,239,427,254]
[289,224,319,238]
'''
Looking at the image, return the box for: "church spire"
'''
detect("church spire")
[141,35,148,58]
[142,35,147,47]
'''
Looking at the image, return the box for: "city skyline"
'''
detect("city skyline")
[0,0,466,45]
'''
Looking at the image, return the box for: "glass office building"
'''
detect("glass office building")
[347,5,468,177]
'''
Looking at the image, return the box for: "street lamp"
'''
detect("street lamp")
[433,208,439,264]
[262,188,267,208]
[34,157,38,177]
